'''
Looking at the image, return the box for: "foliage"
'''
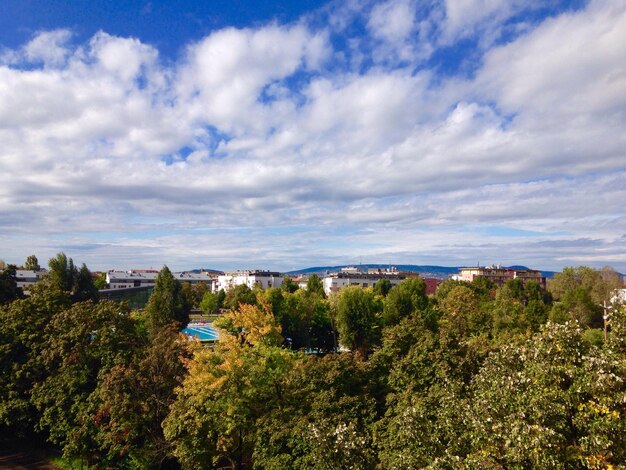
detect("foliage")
[224,283,257,310]
[199,290,219,314]
[254,353,379,470]
[181,281,208,309]
[25,255,40,271]
[46,253,98,302]
[382,278,429,327]
[334,287,382,356]
[0,284,70,437]
[0,264,23,304]
[306,274,325,297]
[93,272,109,290]
[373,277,392,297]
[144,265,191,332]
[0,264,624,468]
[30,300,139,461]
[93,324,194,468]
[465,321,626,467]
[164,303,292,469]
[549,266,622,305]
[281,275,299,293]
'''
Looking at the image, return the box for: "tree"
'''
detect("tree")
[550,266,621,306]
[25,255,40,271]
[281,275,299,293]
[465,322,626,467]
[46,253,97,302]
[254,353,378,470]
[164,304,292,469]
[73,263,98,302]
[224,284,257,311]
[93,325,194,468]
[30,300,139,461]
[0,284,70,438]
[0,264,23,304]
[144,266,191,332]
[373,278,392,297]
[93,272,108,290]
[383,278,429,327]
[47,252,76,293]
[180,281,208,309]
[334,287,382,356]
[199,290,219,314]
[306,274,325,297]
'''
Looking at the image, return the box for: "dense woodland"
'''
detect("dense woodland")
[0,255,625,469]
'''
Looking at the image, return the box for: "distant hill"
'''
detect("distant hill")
[189,268,223,274]
[285,264,558,280]
[188,265,558,280]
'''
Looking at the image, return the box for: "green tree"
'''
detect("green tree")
[199,290,219,314]
[254,353,378,470]
[334,287,382,356]
[145,266,191,332]
[73,263,98,302]
[25,255,40,271]
[30,300,139,461]
[373,278,392,297]
[224,283,257,311]
[0,264,23,304]
[46,253,97,302]
[382,278,429,327]
[550,266,621,306]
[93,324,194,468]
[47,252,76,293]
[0,283,70,438]
[306,274,325,297]
[465,322,626,467]
[281,275,299,293]
[93,272,108,290]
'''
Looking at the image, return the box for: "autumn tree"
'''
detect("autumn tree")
[164,303,292,469]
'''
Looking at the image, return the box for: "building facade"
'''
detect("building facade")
[215,270,283,292]
[457,265,546,289]
[322,269,406,296]
[15,269,48,290]
[106,270,216,290]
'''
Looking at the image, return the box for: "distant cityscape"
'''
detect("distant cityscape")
[14,263,553,297]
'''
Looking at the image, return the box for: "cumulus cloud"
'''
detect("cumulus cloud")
[0,0,624,271]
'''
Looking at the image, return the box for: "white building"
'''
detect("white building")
[216,270,283,292]
[106,270,216,290]
[15,269,48,290]
[322,271,405,296]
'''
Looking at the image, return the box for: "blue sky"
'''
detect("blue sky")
[0,0,624,272]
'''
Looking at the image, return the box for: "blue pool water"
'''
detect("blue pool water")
[183,323,219,342]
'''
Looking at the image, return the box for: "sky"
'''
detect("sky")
[0,0,624,273]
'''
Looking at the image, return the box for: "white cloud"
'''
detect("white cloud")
[23,29,73,67]
[0,1,624,272]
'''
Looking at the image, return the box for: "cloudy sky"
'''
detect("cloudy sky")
[0,0,624,273]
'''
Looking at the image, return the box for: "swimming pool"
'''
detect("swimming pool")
[182,323,219,342]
